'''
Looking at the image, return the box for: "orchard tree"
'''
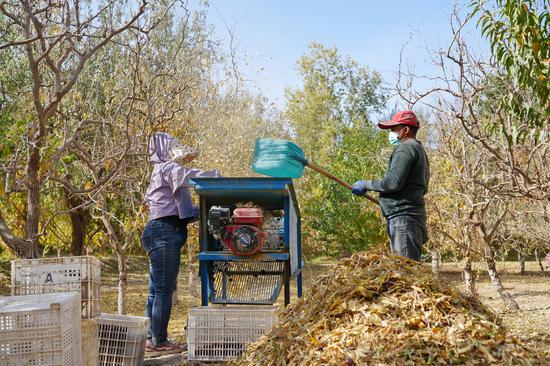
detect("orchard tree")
[396,3,548,309]
[0,0,149,257]
[428,119,519,309]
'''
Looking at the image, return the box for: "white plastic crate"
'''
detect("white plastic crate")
[0,292,82,366]
[187,306,278,361]
[96,313,149,366]
[81,319,99,366]
[11,256,101,318]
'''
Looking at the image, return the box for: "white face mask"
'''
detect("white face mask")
[388,131,401,146]
[168,138,199,165]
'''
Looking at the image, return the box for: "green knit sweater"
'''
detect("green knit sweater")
[365,139,430,220]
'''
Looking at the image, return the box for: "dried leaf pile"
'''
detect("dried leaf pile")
[232,251,550,365]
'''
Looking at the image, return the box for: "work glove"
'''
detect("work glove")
[351,180,369,196]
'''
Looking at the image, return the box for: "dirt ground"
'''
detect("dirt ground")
[1,257,548,364]
[438,261,550,340]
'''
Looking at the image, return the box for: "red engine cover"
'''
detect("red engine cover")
[223,225,264,256]
[233,207,264,225]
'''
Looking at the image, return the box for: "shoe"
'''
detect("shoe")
[152,340,185,354]
[145,339,154,352]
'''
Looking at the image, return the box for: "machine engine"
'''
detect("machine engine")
[208,206,265,256]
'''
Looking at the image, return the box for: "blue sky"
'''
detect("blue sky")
[199,1,487,110]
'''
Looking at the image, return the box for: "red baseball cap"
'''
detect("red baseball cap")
[378,110,419,129]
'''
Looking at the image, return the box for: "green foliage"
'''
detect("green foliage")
[285,43,388,257]
[472,0,549,127]
[0,112,18,159]
[301,126,389,256]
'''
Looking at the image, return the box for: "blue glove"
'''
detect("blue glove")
[351,180,369,196]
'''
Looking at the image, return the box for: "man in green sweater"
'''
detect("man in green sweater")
[351,110,430,261]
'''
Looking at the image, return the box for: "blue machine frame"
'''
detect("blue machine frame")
[189,177,303,306]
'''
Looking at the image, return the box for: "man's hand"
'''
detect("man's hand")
[351,180,369,196]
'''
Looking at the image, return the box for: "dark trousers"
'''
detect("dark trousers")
[387,215,427,261]
[141,216,187,346]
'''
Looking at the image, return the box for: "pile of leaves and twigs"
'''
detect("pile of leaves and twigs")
[232,251,550,365]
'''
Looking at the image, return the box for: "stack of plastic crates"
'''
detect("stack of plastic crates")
[0,292,82,366]
[187,306,278,361]
[11,256,101,318]
[96,313,149,366]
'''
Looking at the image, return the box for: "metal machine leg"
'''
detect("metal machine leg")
[297,270,303,298]
[200,261,209,306]
[283,260,290,306]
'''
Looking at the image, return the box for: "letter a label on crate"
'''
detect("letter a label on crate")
[35,264,75,285]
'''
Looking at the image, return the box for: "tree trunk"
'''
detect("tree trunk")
[518,250,526,275]
[187,242,200,307]
[188,265,200,307]
[70,215,86,256]
[463,257,479,298]
[98,214,127,313]
[534,250,544,272]
[0,210,34,257]
[431,249,441,275]
[173,285,179,305]
[485,246,520,310]
[25,145,41,258]
[117,252,128,315]
[173,246,180,306]
[63,187,89,256]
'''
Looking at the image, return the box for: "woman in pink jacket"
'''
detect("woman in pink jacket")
[142,132,218,352]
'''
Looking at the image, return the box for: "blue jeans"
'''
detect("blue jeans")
[141,216,188,346]
[387,215,427,261]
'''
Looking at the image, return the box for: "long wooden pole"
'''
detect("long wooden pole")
[305,161,380,205]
